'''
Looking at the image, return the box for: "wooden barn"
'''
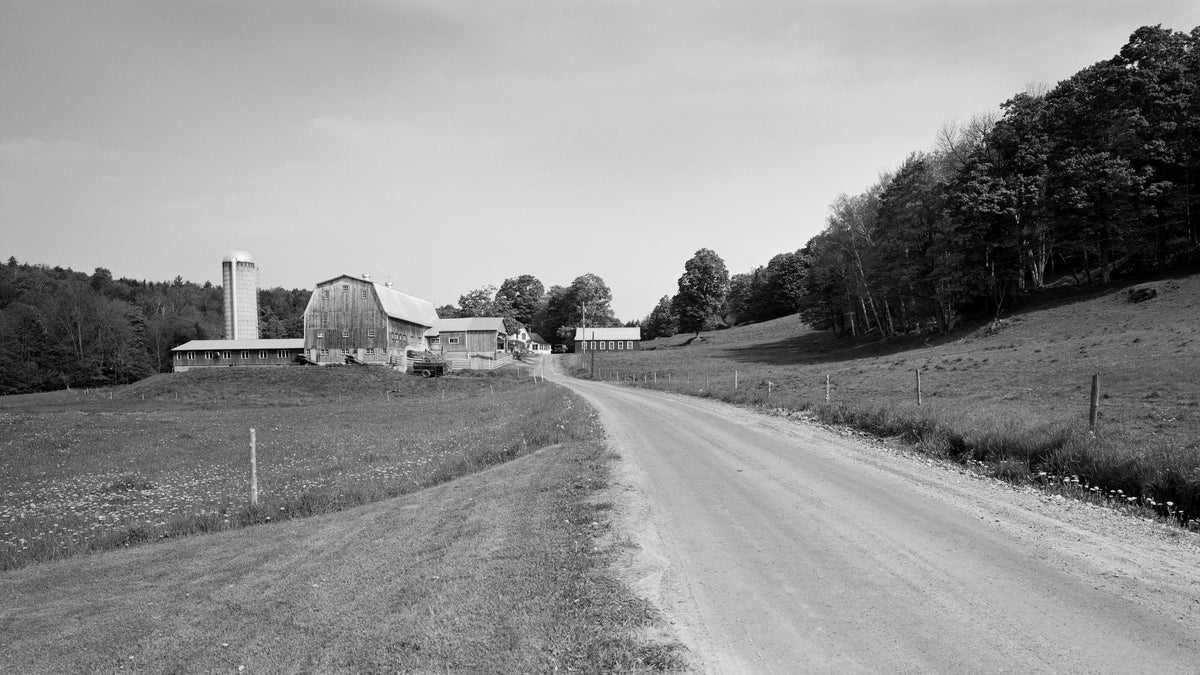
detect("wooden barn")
[426,317,512,370]
[574,326,642,352]
[172,339,305,372]
[303,274,439,366]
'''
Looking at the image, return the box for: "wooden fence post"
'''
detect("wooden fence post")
[825,374,831,403]
[735,370,739,389]
[915,368,922,406]
[1089,373,1100,429]
[250,428,258,507]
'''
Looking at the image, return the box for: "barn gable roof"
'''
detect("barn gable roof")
[574,327,642,341]
[425,317,507,336]
[373,283,438,328]
[313,275,438,328]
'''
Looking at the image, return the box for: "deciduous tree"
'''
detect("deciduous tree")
[672,248,729,336]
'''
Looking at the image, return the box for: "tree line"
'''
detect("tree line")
[640,26,1200,340]
[439,272,627,345]
[0,258,309,394]
[797,25,1199,337]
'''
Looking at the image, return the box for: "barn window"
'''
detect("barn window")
[599,341,606,350]
[220,351,231,359]
[277,351,287,358]
[617,341,624,350]
[341,329,350,338]
[316,331,324,339]
[448,337,460,345]
[342,284,350,292]
[187,352,195,360]
[240,351,249,359]
[322,289,330,299]
[365,348,374,357]
[361,289,368,299]
[367,329,375,338]
[258,350,267,359]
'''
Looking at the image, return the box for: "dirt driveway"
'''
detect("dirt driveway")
[544,358,1200,673]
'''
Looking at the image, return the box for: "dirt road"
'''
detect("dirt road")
[545,360,1200,673]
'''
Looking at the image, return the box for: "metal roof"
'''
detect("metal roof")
[312,275,439,327]
[425,317,507,336]
[222,249,255,264]
[172,339,304,351]
[573,327,642,341]
[373,282,439,327]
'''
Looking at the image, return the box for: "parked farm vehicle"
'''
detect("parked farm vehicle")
[408,351,451,377]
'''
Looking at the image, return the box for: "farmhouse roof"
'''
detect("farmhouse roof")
[573,327,642,341]
[172,339,304,351]
[314,274,439,328]
[529,332,551,346]
[425,317,507,336]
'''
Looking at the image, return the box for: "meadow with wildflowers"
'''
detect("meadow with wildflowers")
[0,366,590,570]
[0,365,685,673]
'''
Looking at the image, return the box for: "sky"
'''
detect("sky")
[3,1,1198,321]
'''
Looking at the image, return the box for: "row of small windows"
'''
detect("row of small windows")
[580,341,635,350]
[315,329,376,339]
[179,350,293,360]
[316,348,383,357]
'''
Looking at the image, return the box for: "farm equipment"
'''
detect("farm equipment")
[408,351,451,378]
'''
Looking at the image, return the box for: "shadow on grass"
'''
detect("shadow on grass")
[714,330,948,367]
[712,270,1200,368]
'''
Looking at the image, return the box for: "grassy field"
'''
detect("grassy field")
[1,435,683,672]
[1,366,587,570]
[571,273,1200,526]
[0,364,685,671]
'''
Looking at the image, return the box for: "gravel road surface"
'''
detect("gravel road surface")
[545,359,1200,674]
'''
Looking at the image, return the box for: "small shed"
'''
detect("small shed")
[574,327,642,352]
[426,317,511,370]
[172,339,305,372]
[529,333,551,354]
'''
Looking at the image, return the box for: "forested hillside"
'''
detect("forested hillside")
[726,26,1199,335]
[0,258,309,394]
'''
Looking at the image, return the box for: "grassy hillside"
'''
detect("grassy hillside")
[573,274,1200,526]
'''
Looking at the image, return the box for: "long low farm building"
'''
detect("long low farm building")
[172,339,305,372]
[574,326,642,351]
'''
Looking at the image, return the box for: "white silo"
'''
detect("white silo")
[222,249,259,340]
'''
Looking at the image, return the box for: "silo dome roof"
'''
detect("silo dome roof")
[222,249,255,264]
